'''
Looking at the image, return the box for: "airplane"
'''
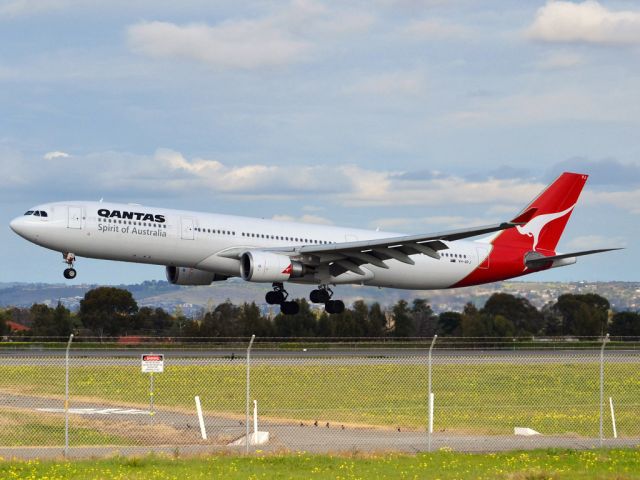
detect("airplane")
[9,172,619,315]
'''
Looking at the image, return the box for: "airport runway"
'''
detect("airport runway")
[0,349,637,366]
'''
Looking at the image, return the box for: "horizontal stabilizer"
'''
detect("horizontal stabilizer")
[525,248,623,269]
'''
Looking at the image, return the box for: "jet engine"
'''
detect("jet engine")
[240,251,305,282]
[166,266,228,285]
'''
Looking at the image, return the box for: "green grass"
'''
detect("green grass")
[1,361,638,440]
[1,449,639,479]
[0,410,129,447]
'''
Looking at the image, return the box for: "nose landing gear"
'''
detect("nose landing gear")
[62,252,77,279]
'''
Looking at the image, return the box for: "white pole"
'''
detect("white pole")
[246,334,255,453]
[609,397,617,439]
[64,333,73,458]
[195,396,207,440]
[427,334,437,451]
[429,393,434,434]
[253,399,258,435]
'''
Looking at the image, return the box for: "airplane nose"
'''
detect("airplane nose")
[9,216,24,234]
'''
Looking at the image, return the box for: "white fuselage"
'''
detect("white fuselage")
[10,201,491,289]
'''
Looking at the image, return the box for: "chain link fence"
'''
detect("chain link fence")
[0,336,638,458]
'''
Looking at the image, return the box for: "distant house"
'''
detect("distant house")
[6,321,29,333]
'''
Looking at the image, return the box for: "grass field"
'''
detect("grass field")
[1,449,639,479]
[0,359,638,446]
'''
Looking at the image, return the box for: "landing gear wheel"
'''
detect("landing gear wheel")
[63,268,77,280]
[266,291,285,305]
[325,300,345,314]
[310,285,332,304]
[281,301,300,315]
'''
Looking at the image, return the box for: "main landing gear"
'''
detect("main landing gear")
[310,285,345,314]
[62,252,77,280]
[265,283,299,315]
[265,283,346,315]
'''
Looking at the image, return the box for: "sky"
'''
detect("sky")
[1,0,639,285]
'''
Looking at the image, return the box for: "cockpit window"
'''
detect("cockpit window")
[39,211,48,217]
[34,211,41,216]
[24,211,34,215]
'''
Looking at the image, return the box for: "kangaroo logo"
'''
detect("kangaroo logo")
[516,204,575,251]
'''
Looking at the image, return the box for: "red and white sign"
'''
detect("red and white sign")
[141,353,164,373]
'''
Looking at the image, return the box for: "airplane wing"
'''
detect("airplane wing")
[525,248,623,269]
[219,220,521,276]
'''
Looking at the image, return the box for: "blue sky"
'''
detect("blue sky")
[1,0,638,284]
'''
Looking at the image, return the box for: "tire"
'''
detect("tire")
[63,268,76,279]
[333,300,345,314]
[266,291,285,305]
[326,300,344,314]
[265,291,277,304]
[309,290,321,303]
[281,301,299,315]
[325,300,335,314]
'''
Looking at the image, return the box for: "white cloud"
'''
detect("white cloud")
[340,174,545,208]
[528,1,640,45]
[584,188,640,214]
[403,18,471,39]
[345,71,426,96]
[535,51,586,70]
[0,0,74,18]
[566,234,627,250]
[128,20,309,69]
[43,151,69,160]
[272,213,333,225]
[126,1,374,70]
[7,147,640,218]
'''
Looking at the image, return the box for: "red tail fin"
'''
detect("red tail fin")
[494,172,588,253]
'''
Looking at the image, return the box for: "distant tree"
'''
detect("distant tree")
[0,309,8,336]
[540,302,563,335]
[461,303,490,337]
[341,300,368,337]
[492,314,515,337]
[79,287,138,337]
[132,307,173,334]
[238,302,272,336]
[316,311,334,337]
[392,299,415,337]
[30,302,77,337]
[273,299,317,337]
[411,299,437,336]
[367,303,387,337]
[553,293,610,336]
[200,300,242,337]
[482,293,543,335]
[438,311,463,336]
[609,311,640,337]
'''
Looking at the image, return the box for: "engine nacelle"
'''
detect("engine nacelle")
[166,266,228,285]
[240,251,305,283]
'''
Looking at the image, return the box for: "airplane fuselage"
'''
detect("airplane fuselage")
[10,200,515,290]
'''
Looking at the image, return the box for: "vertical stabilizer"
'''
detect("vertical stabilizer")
[495,172,588,253]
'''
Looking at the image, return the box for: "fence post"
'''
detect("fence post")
[246,334,255,454]
[599,333,609,447]
[64,333,74,458]
[428,334,437,452]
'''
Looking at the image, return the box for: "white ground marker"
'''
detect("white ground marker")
[195,396,207,440]
[609,397,617,439]
[429,393,434,434]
